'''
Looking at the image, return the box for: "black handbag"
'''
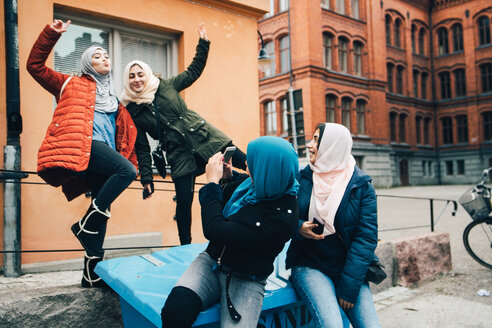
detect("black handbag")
[152,100,168,179]
[364,259,387,285]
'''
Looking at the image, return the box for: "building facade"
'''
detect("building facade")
[258,0,492,187]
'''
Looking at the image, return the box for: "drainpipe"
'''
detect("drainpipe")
[287,2,298,154]
[3,0,23,277]
[428,1,442,184]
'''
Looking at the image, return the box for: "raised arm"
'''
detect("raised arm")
[26,20,71,98]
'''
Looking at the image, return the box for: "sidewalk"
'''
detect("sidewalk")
[1,185,492,327]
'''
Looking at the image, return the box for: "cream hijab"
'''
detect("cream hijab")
[120,60,160,106]
[308,123,356,236]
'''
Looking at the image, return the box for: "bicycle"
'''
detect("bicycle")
[458,168,492,269]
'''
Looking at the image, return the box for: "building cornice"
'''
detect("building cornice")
[191,0,268,19]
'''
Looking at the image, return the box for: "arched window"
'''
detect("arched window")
[452,23,463,52]
[385,15,392,45]
[439,71,451,99]
[413,69,419,98]
[478,16,491,46]
[421,72,428,99]
[325,94,337,123]
[483,112,492,141]
[279,35,290,73]
[264,100,277,135]
[338,37,348,73]
[323,33,333,69]
[399,114,407,142]
[454,68,466,97]
[390,112,397,142]
[351,0,359,19]
[394,19,402,48]
[387,63,394,93]
[280,98,289,134]
[264,41,275,77]
[411,25,417,53]
[337,0,345,15]
[396,66,404,95]
[415,116,422,144]
[438,27,449,55]
[353,41,363,76]
[341,97,351,130]
[441,117,453,144]
[480,63,492,93]
[356,100,366,135]
[419,28,426,55]
[456,115,468,143]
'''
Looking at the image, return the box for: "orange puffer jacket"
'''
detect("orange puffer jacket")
[27,25,138,201]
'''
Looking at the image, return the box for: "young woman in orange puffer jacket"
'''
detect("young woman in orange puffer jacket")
[27,19,138,288]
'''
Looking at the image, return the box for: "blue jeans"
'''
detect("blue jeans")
[176,251,267,327]
[291,266,380,328]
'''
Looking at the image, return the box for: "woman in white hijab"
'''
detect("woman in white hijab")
[27,19,138,288]
[286,123,381,328]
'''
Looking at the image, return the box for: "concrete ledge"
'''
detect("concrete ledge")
[371,241,394,294]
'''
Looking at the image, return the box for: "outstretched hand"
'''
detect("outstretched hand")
[50,19,71,33]
[198,23,208,41]
[298,221,325,240]
[205,152,224,184]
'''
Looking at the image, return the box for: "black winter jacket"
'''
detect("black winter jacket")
[198,174,298,279]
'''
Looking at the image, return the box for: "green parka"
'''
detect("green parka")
[127,38,231,184]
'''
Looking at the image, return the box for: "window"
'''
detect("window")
[438,27,449,55]
[386,15,392,45]
[390,112,397,142]
[452,23,463,52]
[454,69,466,97]
[428,161,433,176]
[421,72,428,99]
[354,156,363,169]
[279,0,289,12]
[416,116,422,144]
[441,117,453,144]
[422,161,427,176]
[264,41,275,77]
[396,66,404,95]
[446,161,454,175]
[399,114,407,142]
[321,0,330,9]
[439,72,451,99]
[456,115,468,143]
[338,37,348,73]
[326,95,337,123]
[394,19,402,48]
[457,160,465,175]
[356,100,366,135]
[279,35,290,73]
[337,0,345,15]
[264,0,274,18]
[411,25,417,53]
[280,98,289,134]
[351,0,359,19]
[483,112,492,141]
[480,63,492,93]
[478,16,491,46]
[341,98,351,130]
[413,70,419,98]
[353,42,363,76]
[419,28,426,55]
[424,118,431,144]
[264,100,277,135]
[323,33,333,69]
[53,18,174,92]
[387,63,394,93]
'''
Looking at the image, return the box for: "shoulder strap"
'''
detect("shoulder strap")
[59,76,73,99]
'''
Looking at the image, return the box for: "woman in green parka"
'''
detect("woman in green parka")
[120,23,247,245]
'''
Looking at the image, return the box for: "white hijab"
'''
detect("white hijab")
[308,123,356,236]
[119,60,160,106]
[80,45,118,113]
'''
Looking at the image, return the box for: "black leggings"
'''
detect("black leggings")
[173,144,246,245]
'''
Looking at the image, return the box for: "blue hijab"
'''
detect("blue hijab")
[222,136,299,217]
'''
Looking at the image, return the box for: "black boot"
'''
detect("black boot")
[71,199,110,257]
[81,254,108,288]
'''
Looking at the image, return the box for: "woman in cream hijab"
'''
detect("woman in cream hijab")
[286,123,381,327]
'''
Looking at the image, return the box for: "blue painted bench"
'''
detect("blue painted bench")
[95,242,349,327]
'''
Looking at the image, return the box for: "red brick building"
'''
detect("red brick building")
[258,0,492,187]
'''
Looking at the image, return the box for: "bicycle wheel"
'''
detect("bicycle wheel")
[463,217,492,270]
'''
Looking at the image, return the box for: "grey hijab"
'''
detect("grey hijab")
[80,45,118,113]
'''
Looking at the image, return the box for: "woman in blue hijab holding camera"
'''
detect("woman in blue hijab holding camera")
[161,136,299,327]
